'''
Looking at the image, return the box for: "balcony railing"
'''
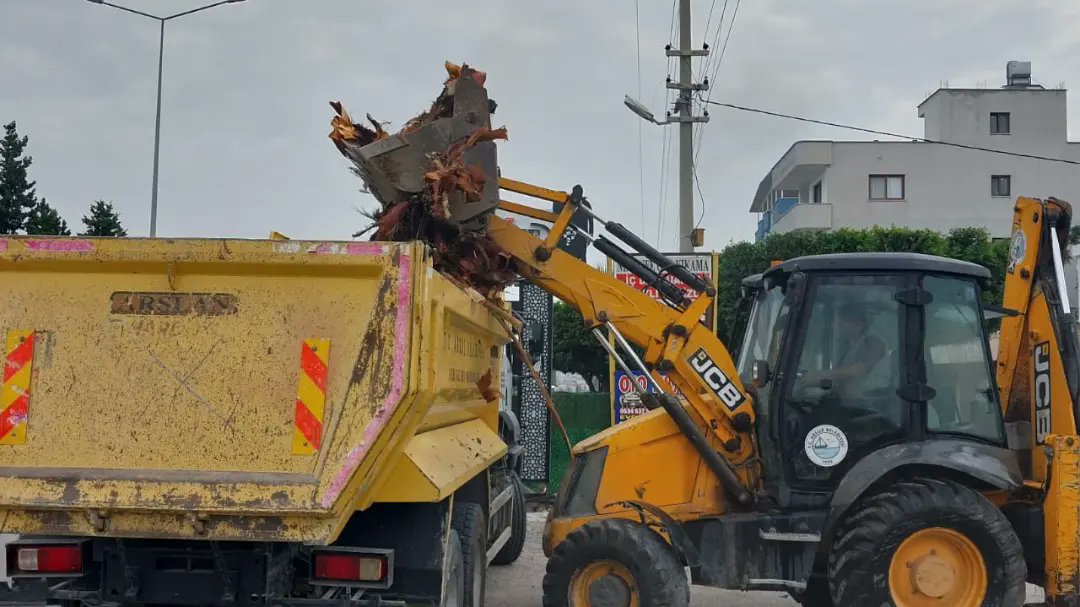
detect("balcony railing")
[772,196,800,220]
[755,212,772,242]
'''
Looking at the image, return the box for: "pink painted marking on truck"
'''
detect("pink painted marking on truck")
[321,253,412,508]
[0,240,8,252]
[25,240,94,253]
[298,242,386,256]
[346,243,386,256]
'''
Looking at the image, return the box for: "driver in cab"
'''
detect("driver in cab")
[801,304,887,398]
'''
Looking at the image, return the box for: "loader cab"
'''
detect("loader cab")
[735,253,1006,506]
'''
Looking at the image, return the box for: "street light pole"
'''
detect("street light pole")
[86,0,247,237]
[150,19,164,238]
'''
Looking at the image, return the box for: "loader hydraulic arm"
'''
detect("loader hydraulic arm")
[326,67,759,508]
[492,177,759,508]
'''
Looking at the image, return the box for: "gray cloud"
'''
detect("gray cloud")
[1,0,1077,251]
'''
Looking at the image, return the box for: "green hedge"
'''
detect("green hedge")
[716,226,1009,342]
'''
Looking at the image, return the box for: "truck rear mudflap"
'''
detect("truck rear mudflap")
[0,236,507,543]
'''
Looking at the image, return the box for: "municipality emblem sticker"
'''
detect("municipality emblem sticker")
[804,424,848,467]
[1007,229,1026,274]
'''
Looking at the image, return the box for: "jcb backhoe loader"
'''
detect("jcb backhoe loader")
[338,64,1080,607]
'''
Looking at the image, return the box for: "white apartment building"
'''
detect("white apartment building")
[750,62,1080,243]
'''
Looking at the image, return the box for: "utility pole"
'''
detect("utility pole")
[676,0,695,253]
[627,1,709,252]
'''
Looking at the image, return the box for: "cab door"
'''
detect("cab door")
[777,273,911,487]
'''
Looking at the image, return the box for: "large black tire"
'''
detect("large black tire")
[442,529,465,607]
[542,519,689,607]
[452,502,488,607]
[827,478,1025,607]
[491,471,527,566]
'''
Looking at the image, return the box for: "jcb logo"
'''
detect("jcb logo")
[1035,341,1052,444]
[689,348,746,411]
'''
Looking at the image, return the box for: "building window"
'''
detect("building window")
[869,175,904,200]
[990,112,1010,135]
[812,181,823,203]
[991,175,1011,197]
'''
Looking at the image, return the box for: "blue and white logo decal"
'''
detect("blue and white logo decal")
[804,424,848,468]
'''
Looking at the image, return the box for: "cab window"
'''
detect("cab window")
[736,286,786,379]
[923,276,1004,443]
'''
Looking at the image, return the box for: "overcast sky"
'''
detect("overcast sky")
[2,0,1078,250]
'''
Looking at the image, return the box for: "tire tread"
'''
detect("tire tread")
[542,519,689,607]
[827,477,1025,607]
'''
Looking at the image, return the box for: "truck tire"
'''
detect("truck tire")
[542,519,689,607]
[491,471,527,566]
[443,529,465,607]
[452,502,488,607]
[827,477,1025,607]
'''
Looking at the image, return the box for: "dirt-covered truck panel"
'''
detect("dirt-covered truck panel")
[0,236,509,543]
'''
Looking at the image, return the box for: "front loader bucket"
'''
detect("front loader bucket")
[344,74,500,233]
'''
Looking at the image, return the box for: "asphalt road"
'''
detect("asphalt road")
[487,513,1047,607]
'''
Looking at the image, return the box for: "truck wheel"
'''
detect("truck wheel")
[827,478,1025,607]
[491,471,527,566]
[443,529,465,607]
[452,502,488,607]
[542,519,689,607]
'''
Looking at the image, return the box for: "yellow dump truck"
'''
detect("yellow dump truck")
[0,236,527,607]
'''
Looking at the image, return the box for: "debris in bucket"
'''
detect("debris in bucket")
[329,62,517,299]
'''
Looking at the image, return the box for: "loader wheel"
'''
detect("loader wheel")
[542,519,689,607]
[442,529,465,607]
[452,502,488,607]
[827,478,1025,607]
[492,471,527,566]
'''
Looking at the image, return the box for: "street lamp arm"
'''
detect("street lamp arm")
[165,0,245,21]
[88,0,162,20]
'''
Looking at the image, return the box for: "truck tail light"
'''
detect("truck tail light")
[14,545,83,574]
[313,551,390,585]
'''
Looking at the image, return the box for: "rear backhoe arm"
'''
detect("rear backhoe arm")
[491,177,759,508]
[996,197,1080,602]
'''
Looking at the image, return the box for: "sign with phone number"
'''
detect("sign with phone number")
[609,253,717,424]
[612,370,686,424]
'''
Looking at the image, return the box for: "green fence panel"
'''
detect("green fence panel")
[547,392,611,496]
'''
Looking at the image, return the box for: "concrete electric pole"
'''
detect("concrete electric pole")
[626,0,709,252]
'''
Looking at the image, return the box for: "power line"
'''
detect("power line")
[703,100,1080,166]
[698,0,730,87]
[692,166,708,229]
[701,0,719,46]
[695,0,742,157]
[658,0,679,247]
[714,0,742,80]
[657,119,672,246]
[635,0,646,235]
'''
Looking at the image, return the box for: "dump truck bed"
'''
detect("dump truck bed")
[0,236,509,544]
